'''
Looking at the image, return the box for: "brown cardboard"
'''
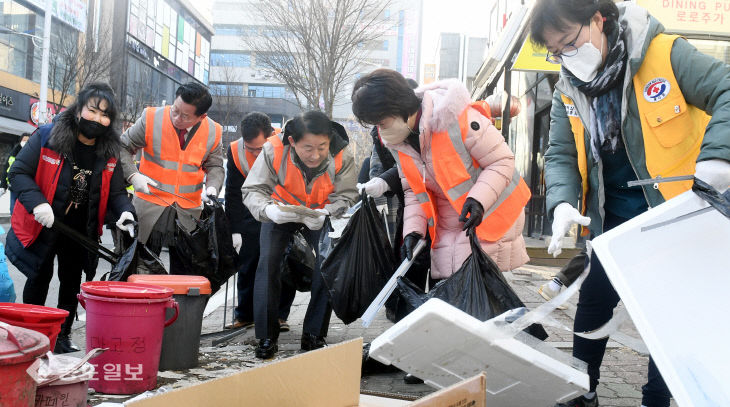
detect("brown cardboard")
[127,338,486,407]
[409,374,486,407]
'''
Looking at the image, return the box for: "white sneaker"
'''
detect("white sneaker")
[538,283,566,310]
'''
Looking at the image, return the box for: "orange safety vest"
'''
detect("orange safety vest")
[136,106,222,209]
[268,135,343,209]
[562,34,711,234]
[395,102,531,245]
[230,130,281,177]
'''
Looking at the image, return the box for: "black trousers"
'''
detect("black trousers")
[234,221,296,322]
[23,236,85,335]
[574,214,671,406]
[254,222,331,340]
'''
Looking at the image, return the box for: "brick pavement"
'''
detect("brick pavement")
[85,261,677,406]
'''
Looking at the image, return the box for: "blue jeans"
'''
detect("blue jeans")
[573,213,672,406]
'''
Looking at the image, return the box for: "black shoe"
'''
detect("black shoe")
[555,395,599,407]
[403,373,424,384]
[300,333,327,351]
[54,335,80,354]
[255,338,278,359]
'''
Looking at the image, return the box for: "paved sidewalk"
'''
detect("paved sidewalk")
[85,261,677,407]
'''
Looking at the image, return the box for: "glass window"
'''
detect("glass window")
[210,51,250,67]
[247,84,292,99]
[210,83,244,96]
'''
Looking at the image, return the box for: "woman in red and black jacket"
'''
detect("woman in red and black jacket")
[6,82,135,353]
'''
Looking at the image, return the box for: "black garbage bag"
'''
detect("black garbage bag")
[173,200,236,293]
[319,194,397,324]
[398,230,548,340]
[280,231,315,292]
[210,199,238,288]
[104,241,168,281]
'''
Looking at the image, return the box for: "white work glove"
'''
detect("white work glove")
[115,211,136,238]
[694,159,730,193]
[129,173,158,194]
[32,203,54,228]
[302,208,328,230]
[0,188,5,197]
[264,204,299,224]
[201,186,217,203]
[232,233,242,254]
[548,202,591,257]
[357,177,390,198]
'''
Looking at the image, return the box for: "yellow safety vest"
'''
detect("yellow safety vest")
[562,34,710,217]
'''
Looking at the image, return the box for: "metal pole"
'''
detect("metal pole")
[38,0,52,125]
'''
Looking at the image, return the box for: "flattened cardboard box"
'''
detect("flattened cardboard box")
[127,338,486,407]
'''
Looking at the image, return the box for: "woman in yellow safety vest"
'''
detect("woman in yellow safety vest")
[529,1,730,406]
[351,69,531,281]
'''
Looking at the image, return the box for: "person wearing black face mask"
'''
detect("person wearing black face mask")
[5,82,136,354]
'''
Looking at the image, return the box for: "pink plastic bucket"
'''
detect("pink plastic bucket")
[78,282,178,395]
[34,381,88,407]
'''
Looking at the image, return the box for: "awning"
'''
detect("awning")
[0,116,36,136]
[511,35,561,73]
[471,4,533,99]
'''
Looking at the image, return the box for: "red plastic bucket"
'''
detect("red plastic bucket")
[0,303,69,350]
[0,322,51,407]
[78,282,178,395]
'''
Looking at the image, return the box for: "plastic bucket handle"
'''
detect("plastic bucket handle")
[76,294,85,309]
[164,299,179,328]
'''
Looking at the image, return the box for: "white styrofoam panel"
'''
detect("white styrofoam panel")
[369,298,588,406]
[592,190,730,407]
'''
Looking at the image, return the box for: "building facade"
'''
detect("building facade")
[207,0,300,143]
[106,0,213,130]
[433,33,487,89]
[0,0,89,146]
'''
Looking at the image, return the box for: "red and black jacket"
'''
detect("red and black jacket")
[5,113,134,280]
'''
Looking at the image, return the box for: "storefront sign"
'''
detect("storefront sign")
[511,35,561,73]
[26,0,87,32]
[29,99,64,127]
[0,87,31,122]
[637,0,730,36]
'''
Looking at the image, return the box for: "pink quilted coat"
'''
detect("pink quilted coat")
[386,79,529,279]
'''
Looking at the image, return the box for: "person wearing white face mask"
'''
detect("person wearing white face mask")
[530,1,730,406]
[351,69,531,299]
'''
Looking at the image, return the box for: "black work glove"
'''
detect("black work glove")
[459,197,484,231]
[400,232,422,261]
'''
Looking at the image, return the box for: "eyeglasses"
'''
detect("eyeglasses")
[545,23,585,64]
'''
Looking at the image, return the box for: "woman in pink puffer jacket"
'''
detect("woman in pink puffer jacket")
[352,69,528,279]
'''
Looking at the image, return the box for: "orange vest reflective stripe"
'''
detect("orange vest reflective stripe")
[136,106,222,209]
[231,129,281,177]
[396,103,531,245]
[268,136,343,209]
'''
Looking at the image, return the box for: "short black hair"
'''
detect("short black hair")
[240,112,272,142]
[529,0,619,48]
[351,69,421,126]
[289,110,332,142]
[70,82,118,126]
[175,82,213,116]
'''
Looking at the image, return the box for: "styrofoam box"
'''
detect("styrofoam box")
[369,298,589,406]
[591,190,730,407]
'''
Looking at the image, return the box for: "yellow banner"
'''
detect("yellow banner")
[162,26,170,58]
[511,35,561,73]
[637,0,730,36]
